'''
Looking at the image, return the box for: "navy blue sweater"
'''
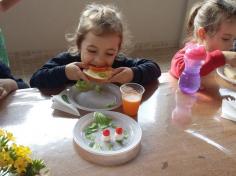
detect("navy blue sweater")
[30,52,161,89]
[0,61,29,89]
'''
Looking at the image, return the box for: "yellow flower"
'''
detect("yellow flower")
[14,157,29,174]
[0,128,5,136]
[0,129,48,175]
[12,144,32,158]
[6,131,15,142]
[0,150,14,167]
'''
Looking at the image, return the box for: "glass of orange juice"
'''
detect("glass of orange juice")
[120,83,145,117]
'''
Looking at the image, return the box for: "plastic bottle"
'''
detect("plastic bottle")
[0,28,10,67]
[179,44,206,94]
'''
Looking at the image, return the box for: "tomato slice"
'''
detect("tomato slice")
[115,127,123,135]
[103,129,110,136]
[89,65,108,72]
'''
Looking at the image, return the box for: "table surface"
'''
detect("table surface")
[1,72,236,176]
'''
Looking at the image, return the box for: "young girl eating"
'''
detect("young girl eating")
[30,3,161,89]
[170,0,236,78]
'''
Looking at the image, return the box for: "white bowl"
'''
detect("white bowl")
[73,111,142,166]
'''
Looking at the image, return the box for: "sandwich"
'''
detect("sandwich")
[83,65,113,81]
[224,65,236,80]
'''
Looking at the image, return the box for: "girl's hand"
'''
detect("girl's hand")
[65,62,89,81]
[0,87,8,99]
[108,67,134,84]
[222,51,236,67]
[0,79,18,99]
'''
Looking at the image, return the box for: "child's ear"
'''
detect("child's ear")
[197,27,206,40]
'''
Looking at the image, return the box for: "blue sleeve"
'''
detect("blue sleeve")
[0,61,13,78]
[30,52,80,89]
[112,54,161,85]
[0,61,29,89]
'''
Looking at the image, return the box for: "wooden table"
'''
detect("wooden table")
[1,72,236,176]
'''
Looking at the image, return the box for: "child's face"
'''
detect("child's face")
[204,20,236,51]
[79,31,121,67]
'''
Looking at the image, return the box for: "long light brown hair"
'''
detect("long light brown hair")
[185,0,236,42]
[66,3,131,55]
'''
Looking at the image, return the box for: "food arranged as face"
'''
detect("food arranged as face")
[83,112,128,151]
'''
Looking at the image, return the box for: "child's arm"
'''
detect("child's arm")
[0,61,28,89]
[30,52,81,89]
[200,50,225,76]
[170,49,186,78]
[170,49,226,78]
[111,54,161,85]
[0,79,18,99]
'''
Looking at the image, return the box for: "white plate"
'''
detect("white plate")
[68,83,122,111]
[73,111,142,165]
[217,66,236,84]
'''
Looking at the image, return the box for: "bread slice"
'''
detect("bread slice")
[83,68,113,81]
[224,65,236,80]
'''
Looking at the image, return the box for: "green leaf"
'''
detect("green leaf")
[105,101,116,108]
[110,123,117,129]
[116,140,124,146]
[75,80,94,92]
[25,159,46,176]
[107,143,113,151]
[124,130,129,139]
[88,122,97,129]
[75,80,103,94]
[93,112,112,129]
[84,127,98,135]
[61,94,70,104]
[84,122,99,135]
[89,142,95,148]
[92,143,102,150]
[85,134,95,141]
[94,85,102,94]
[97,72,107,78]
[99,124,108,130]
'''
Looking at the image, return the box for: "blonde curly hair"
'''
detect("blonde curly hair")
[66,3,131,55]
[186,0,236,42]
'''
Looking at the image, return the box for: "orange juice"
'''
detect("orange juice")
[122,94,141,117]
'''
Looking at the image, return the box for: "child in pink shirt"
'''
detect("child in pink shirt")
[170,0,236,78]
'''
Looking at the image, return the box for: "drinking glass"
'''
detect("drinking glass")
[120,83,145,117]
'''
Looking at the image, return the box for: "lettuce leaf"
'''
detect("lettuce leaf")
[75,80,102,93]
[94,112,112,129]
[84,112,112,137]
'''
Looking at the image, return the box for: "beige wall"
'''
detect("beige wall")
[179,0,202,46]
[0,0,187,53]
